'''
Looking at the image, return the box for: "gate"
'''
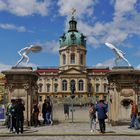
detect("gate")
[52,96,95,123]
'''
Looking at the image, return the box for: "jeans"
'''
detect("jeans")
[89,116,96,131]
[130,115,139,129]
[46,112,52,124]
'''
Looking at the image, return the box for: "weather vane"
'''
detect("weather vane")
[71,8,76,17]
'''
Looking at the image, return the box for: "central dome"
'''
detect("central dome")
[59,17,86,48]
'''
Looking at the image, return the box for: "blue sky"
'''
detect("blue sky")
[0,0,140,71]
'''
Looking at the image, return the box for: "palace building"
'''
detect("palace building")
[36,15,110,103]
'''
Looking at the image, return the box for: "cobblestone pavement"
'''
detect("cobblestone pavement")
[0,136,140,140]
[0,122,140,136]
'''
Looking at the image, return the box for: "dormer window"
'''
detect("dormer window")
[71,33,76,44]
[80,54,83,64]
[63,54,66,64]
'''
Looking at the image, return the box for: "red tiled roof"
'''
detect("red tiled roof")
[87,68,110,73]
[36,69,59,73]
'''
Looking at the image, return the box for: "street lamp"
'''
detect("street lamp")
[70,82,75,123]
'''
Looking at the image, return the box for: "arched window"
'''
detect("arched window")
[63,54,66,64]
[88,83,92,93]
[104,84,107,93]
[71,53,75,64]
[96,84,100,93]
[70,80,76,92]
[62,80,67,91]
[78,80,84,91]
[38,83,43,92]
[54,84,58,93]
[47,84,50,92]
[80,54,83,65]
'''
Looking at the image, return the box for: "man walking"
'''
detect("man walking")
[15,99,25,134]
[96,99,108,133]
[129,100,139,130]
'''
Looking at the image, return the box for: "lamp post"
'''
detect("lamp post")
[70,82,75,123]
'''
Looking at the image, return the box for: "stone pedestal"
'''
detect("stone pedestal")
[2,67,39,125]
[106,66,140,125]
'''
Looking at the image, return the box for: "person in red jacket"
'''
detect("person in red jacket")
[129,100,139,130]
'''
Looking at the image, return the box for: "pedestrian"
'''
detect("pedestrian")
[89,103,96,132]
[32,102,39,127]
[45,102,53,125]
[64,104,69,120]
[42,99,47,124]
[129,100,139,130]
[96,99,108,133]
[15,99,25,134]
[6,101,12,129]
[9,99,16,133]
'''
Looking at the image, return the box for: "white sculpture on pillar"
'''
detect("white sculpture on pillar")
[105,42,131,67]
[15,45,42,67]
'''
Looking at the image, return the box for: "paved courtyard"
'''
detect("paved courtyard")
[0,122,140,136]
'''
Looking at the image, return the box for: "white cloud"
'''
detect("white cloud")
[57,0,95,19]
[0,23,27,32]
[96,59,115,68]
[114,0,137,17]
[0,0,50,16]
[0,63,11,72]
[58,0,140,49]
[41,40,59,54]
[135,64,140,70]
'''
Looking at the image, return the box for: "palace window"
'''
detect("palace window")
[38,83,43,92]
[70,80,76,91]
[62,80,67,91]
[47,84,50,92]
[96,84,100,93]
[104,84,108,93]
[54,78,58,81]
[39,96,42,102]
[78,80,84,91]
[80,54,83,64]
[96,77,100,81]
[63,54,66,64]
[71,53,75,64]
[88,83,92,93]
[54,84,58,93]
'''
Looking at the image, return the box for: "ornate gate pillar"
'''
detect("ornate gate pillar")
[106,67,140,125]
[2,67,39,125]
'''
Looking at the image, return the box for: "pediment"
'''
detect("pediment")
[59,68,86,75]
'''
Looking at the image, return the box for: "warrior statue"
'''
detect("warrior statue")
[15,44,42,67]
[105,42,131,67]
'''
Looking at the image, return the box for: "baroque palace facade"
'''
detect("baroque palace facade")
[36,15,110,103]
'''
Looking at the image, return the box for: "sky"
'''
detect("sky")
[0,0,140,71]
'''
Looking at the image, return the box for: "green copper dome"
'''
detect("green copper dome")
[59,17,86,48]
